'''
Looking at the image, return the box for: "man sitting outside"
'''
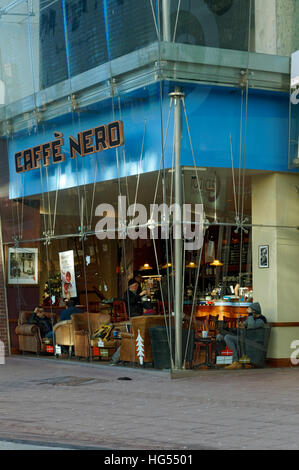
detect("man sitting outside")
[216,302,267,370]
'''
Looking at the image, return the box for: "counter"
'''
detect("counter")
[194,302,250,320]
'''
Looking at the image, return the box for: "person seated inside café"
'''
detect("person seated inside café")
[142,301,157,316]
[29,306,53,339]
[133,271,143,295]
[216,302,267,370]
[59,298,83,322]
[124,278,150,318]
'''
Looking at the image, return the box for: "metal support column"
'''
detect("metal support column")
[162,0,171,42]
[169,87,184,369]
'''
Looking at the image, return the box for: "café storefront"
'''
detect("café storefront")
[1,77,299,370]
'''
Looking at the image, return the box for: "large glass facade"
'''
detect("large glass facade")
[0,0,298,369]
[2,0,299,106]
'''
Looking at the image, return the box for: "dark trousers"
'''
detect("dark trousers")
[216,331,246,362]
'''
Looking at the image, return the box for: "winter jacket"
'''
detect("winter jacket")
[242,314,267,329]
[29,313,52,337]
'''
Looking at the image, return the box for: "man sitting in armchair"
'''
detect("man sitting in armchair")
[29,306,53,339]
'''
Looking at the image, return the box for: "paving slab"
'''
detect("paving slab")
[0,356,298,450]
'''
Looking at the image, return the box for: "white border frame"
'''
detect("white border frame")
[8,247,38,285]
[258,245,269,269]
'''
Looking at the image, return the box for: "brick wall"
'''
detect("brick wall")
[0,245,9,355]
[0,139,10,355]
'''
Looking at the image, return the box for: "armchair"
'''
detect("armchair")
[120,315,166,364]
[243,325,272,367]
[53,320,74,358]
[71,312,112,358]
[15,310,58,354]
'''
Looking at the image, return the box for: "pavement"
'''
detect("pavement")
[0,439,71,450]
[0,356,299,450]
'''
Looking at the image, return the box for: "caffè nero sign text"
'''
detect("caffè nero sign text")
[14,120,124,174]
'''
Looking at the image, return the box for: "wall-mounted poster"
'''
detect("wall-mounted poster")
[8,247,38,284]
[259,245,269,268]
[59,250,77,300]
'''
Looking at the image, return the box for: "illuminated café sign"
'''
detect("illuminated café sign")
[14,120,124,174]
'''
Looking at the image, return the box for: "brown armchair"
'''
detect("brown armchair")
[71,312,112,358]
[15,311,58,354]
[53,320,74,358]
[120,315,166,364]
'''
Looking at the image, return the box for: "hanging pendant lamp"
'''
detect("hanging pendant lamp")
[161,262,172,269]
[210,259,223,267]
[186,261,197,268]
[139,263,153,271]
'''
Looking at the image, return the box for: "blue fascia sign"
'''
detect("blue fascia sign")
[8,82,292,200]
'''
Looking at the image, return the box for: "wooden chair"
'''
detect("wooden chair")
[192,315,209,366]
[207,315,219,362]
[208,314,219,333]
[112,300,129,322]
[222,316,237,329]
[185,314,219,335]
[157,300,169,315]
[192,314,222,367]
[194,315,209,334]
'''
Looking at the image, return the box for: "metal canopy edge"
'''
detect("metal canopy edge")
[0,42,290,136]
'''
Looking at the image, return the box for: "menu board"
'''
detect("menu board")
[222,243,249,266]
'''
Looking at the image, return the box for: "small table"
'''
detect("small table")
[193,337,217,369]
[42,338,54,354]
[90,338,119,361]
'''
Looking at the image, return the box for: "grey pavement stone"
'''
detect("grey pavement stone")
[0,440,70,450]
[0,356,299,450]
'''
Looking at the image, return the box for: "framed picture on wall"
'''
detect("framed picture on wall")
[258,245,269,269]
[8,247,38,285]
